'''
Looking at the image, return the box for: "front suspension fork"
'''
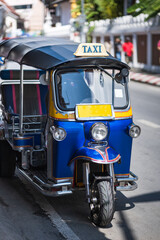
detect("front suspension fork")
[83,162,90,203]
[109,163,115,193]
[83,162,115,203]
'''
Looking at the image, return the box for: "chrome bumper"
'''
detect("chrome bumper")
[116,171,138,191]
[17,168,72,197]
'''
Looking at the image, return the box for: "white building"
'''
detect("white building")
[90,14,160,73]
[0,0,19,38]
[5,0,45,33]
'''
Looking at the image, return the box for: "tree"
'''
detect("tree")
[72,0,123,22]
[127,0,160,20]
[72,0,100,22]
[95,0,123,19]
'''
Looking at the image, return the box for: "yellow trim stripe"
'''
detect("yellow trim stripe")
[52,177,73,180]
[115,173,130,176]
[115,107,132,119]
[14,137,32,140]
[49,107,132,120]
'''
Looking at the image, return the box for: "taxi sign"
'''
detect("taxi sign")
[74,43,109,57]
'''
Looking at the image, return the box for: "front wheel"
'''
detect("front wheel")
[90,180,114,227]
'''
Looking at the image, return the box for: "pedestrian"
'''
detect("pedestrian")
[115,38,122,61]
[104,40,112,54]
[122,37,133,64]
[157,40,160,64]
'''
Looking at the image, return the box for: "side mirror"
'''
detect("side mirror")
[115,68,129,84]
[121,68,129,77]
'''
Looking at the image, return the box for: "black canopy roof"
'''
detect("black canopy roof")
[0,37,129,70]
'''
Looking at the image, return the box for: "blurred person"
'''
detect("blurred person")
[104,40,112,54]
[122,37,133,64]
[115,38,122,61]
[157,40,160,64]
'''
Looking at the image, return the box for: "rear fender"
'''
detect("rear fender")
[68,145,120,166]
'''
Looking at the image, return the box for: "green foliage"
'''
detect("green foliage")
[86,26,95,42]
[72,0,123,22]
[127,0,160,20]
[95,0,123,19]
[72,0,101,22]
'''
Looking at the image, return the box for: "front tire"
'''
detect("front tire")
[90,180,114,227]
[0,141,16,177]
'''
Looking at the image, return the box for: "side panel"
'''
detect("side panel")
[109,118,133,175]
[13,133,43,149]
[49,121,85,180]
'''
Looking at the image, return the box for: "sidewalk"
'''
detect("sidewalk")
[130,69,160,86]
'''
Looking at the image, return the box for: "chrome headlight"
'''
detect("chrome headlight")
[91,123,108,141]
[50,126,66,141]
[128,124,141,138]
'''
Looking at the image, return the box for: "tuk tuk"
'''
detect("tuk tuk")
[0,37,140,227]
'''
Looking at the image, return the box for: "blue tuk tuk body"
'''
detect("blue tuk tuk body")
[0,38,140,227]
[47,119,132,179]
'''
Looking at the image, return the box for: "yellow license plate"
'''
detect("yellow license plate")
[76,104,113,120]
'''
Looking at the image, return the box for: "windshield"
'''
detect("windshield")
[54,68,128,111]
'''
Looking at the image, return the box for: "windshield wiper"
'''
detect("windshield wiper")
[96,65,129,85]
[96,65,114,80]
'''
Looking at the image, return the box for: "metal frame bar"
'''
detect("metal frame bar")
[17,168,72,197]
[116,171,138,191]
[20,65,24,135]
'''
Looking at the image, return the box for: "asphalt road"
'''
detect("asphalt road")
[0,81,160,240]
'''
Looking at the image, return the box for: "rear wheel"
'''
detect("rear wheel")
[90,180,114,227]
[0,141,16,177]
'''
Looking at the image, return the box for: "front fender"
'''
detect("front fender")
[68,145,120,166]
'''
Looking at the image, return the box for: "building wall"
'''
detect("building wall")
[0,0,18,38]
[28,0,44,31]
[5,0,44,32]
[137,35,147,64]
[5,15,17,37]
[60,1,71,25]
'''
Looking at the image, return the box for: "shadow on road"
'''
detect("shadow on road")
[116,190,160,212]
[115,190,160,240]
[115,192,137,240]
[116,191,135,211]
[129,191,160,203]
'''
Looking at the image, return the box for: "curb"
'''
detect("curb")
[130,72,160,86]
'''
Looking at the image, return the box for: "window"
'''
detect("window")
[14,5,32,10]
